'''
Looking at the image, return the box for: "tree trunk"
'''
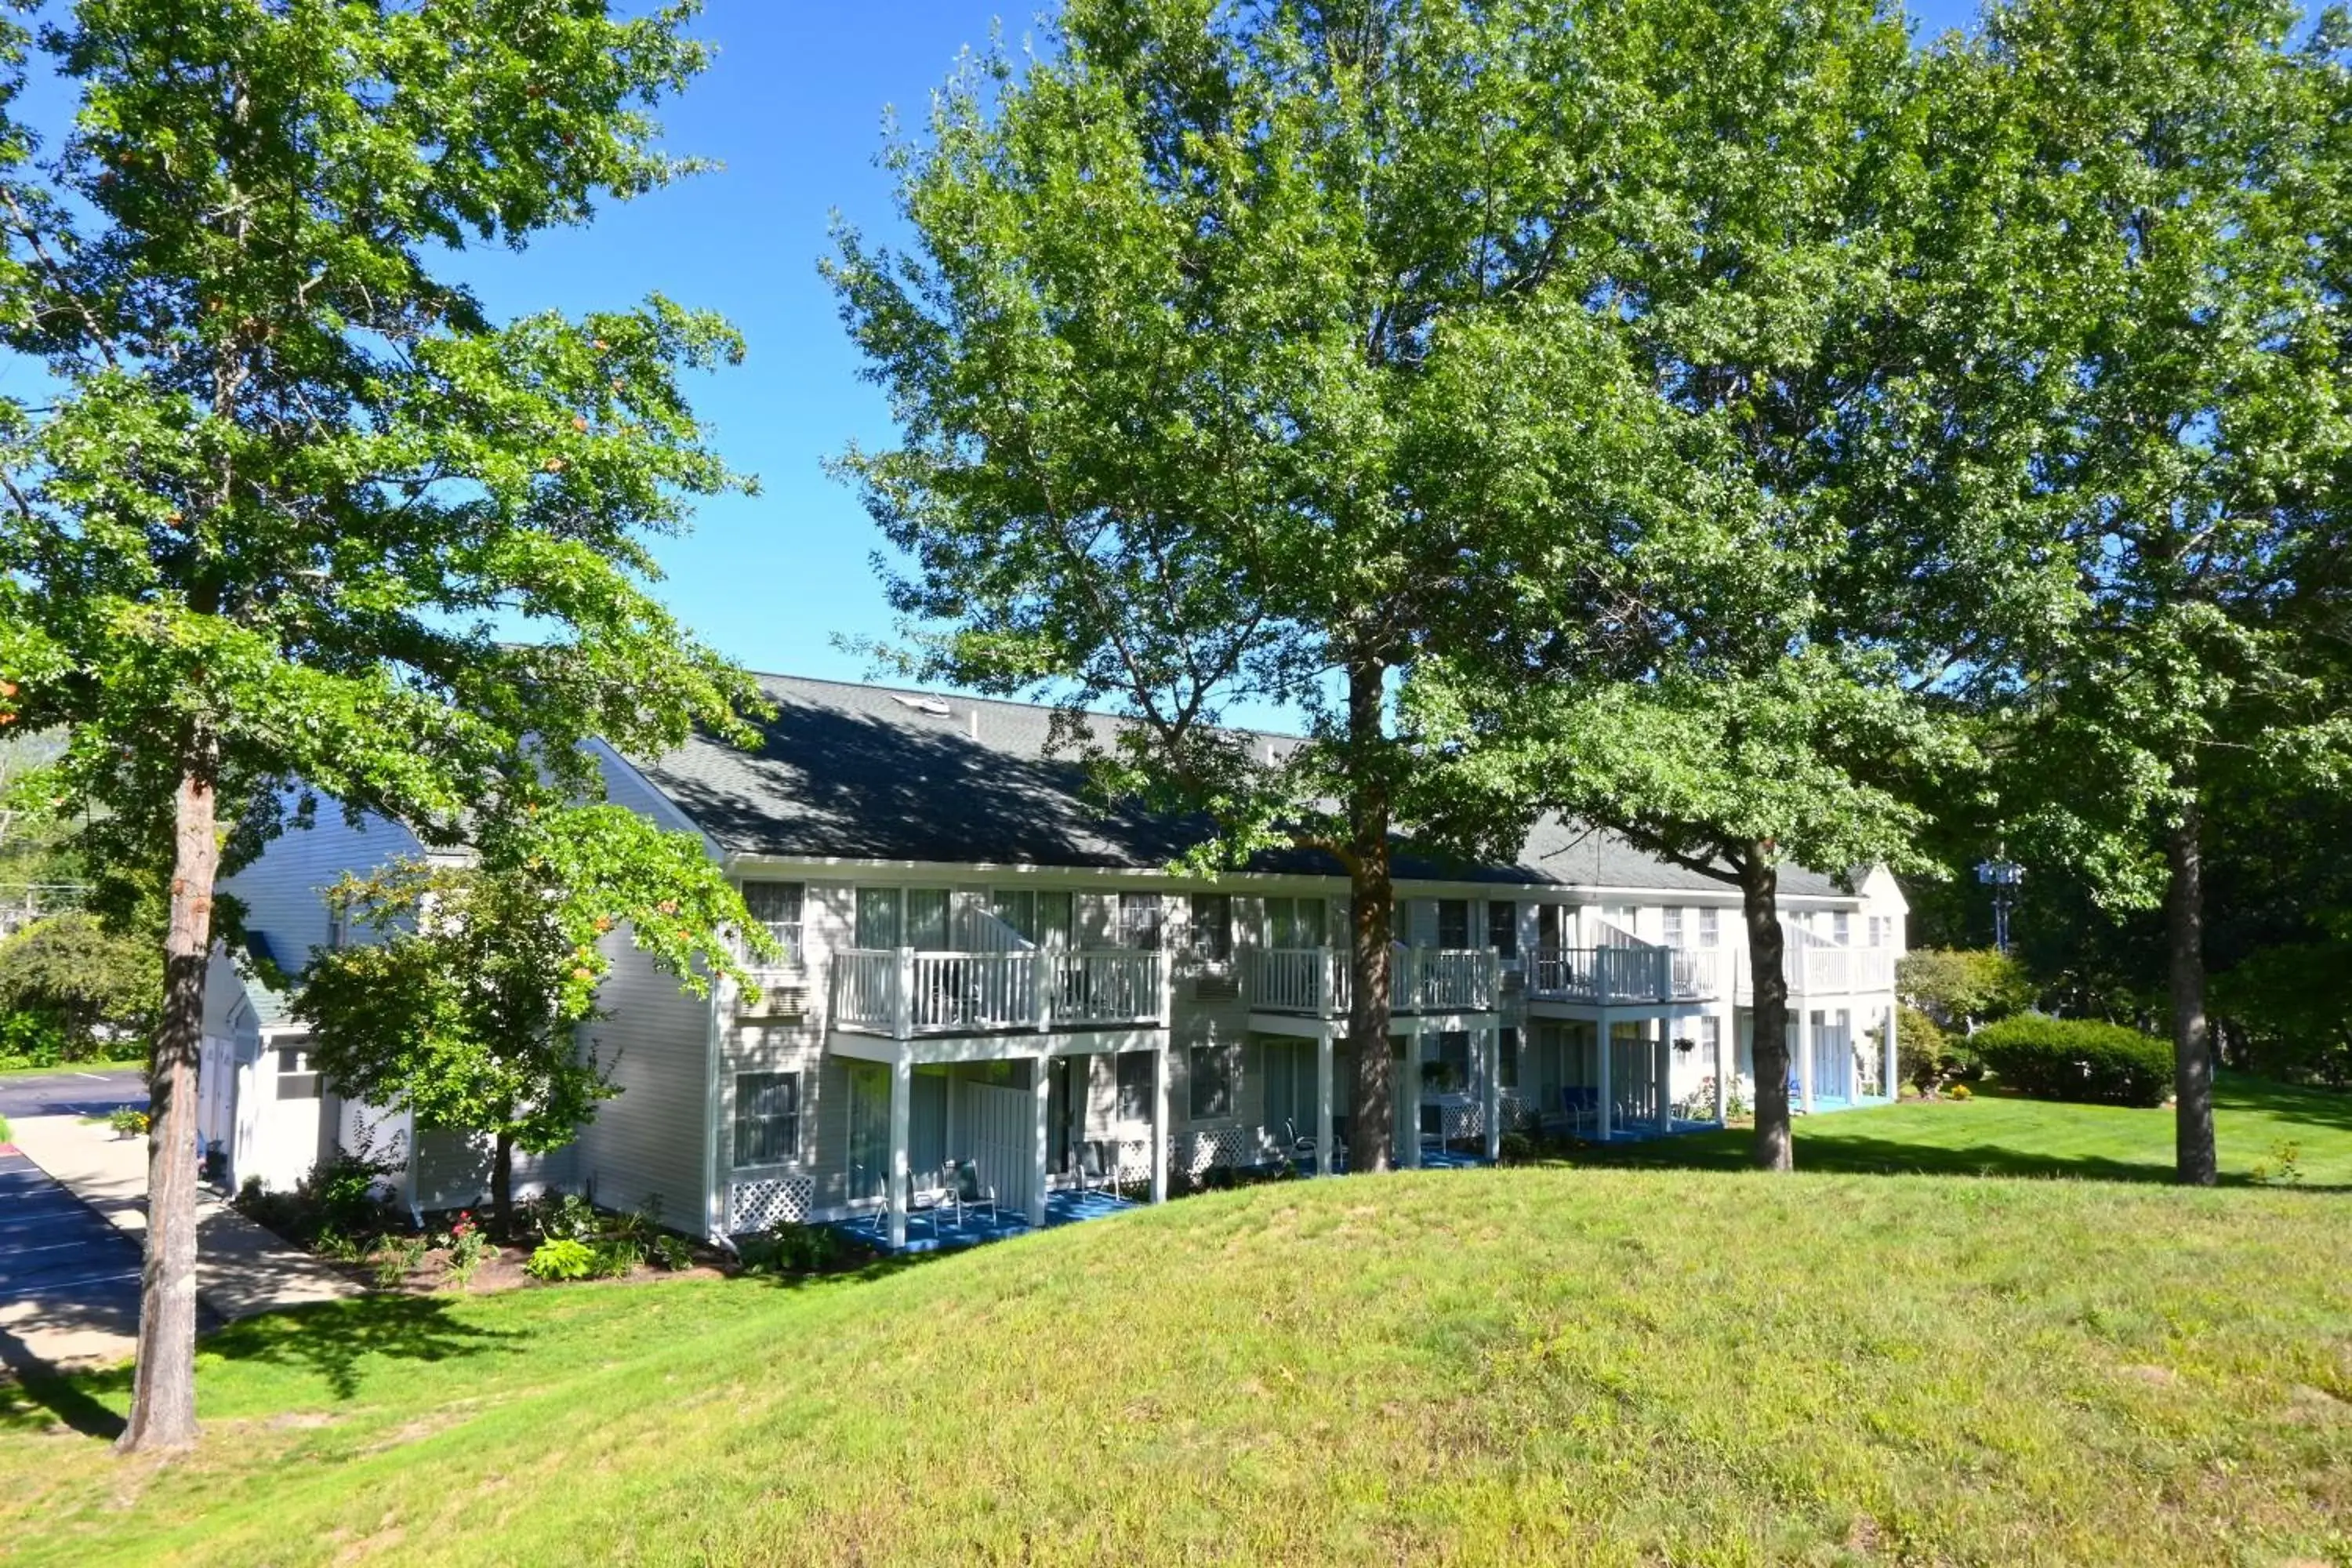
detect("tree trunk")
[491,1128,515,1238]
[2166,797,2217,1185]
[118,757,218,1454]
[1739,847,1794,1172]
[1345,655,1396,1174]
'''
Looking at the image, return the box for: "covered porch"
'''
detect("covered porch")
[1519,1004,1729,1142]
[828,1026,1172,1251]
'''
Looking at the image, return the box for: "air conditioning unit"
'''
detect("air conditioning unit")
[739,983,810,1021]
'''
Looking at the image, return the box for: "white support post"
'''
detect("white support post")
[1402,1025,1424,1168]
[1034,948,1053,1032]
[1315,1027,1334,1177]
[1654,1018,1673,1133]
[1882,993,1900,1102]
[1797,1005,1816,1114]
[893,946,916,1039]
[887,1047,911,1250]
[1595,1008,1614,1142]
[1150,1043,1170,1203]
[1029,1053,1051,1228]
[1483,1024,1502,1162]
[1713,1002,1733,1123]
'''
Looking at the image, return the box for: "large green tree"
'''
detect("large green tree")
[1412,0,2060,1168]
[829,0,1661,1170]
[0,910,160,1058]
[1975,0,2352,1183]
[0,2,755,1450]
[296,805,775,1237]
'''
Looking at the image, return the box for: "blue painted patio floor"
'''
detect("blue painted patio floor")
[829,1189,1144,1254]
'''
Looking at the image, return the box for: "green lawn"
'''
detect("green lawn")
[1579,1072,2352,1188]
[2,1095,2348,1566]
[0,1057,145,1080]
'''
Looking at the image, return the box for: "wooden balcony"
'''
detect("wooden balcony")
[1241,946,1501,1020]
[829,946,1169,1040]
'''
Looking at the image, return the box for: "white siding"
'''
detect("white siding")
[223,799,423,967]
[570,927,714,1220]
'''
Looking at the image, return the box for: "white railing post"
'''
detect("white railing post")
[1034,948,1053,1032]
[1150,1043,1170,1203]
[1155,950,1173,1027]
[1595,1008,1614,1142]
[893,947,915,1039]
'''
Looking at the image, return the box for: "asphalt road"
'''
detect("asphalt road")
[0,1069,145,1123]
[0,1143,145,1374]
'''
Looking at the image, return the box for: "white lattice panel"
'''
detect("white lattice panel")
[728,1174,815,1232]
[1170,1125,1252,1176]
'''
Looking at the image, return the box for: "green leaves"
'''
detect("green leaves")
[0,0,758,872]
[296,803,774,1157]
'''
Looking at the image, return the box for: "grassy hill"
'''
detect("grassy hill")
[4,1097,2349,1565]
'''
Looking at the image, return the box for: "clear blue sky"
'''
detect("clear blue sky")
[448,0,1987,695]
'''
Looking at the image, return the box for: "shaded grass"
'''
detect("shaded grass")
[1581,1073,2352,1188]
[2,1162,2348,1566]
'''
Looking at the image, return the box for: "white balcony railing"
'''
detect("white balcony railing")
[1240,946,1499,1018]
[1526,946,1717,1005]
[829,947,1167,1038]
[1733,942,1894,1002]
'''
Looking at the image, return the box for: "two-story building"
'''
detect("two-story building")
[199,673,1906,1248]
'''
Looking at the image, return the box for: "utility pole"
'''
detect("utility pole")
[1975,853,2024,955]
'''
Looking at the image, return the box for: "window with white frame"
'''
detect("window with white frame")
[1600,902,1639,937]
[1436,899,1471,949]
[740,880,805,965]
[1433,1029,1472,1091]
[1832,911,1852,946]
[1700,1014,1721,1058]
[1537,903,1572,952]
[1487,900,1518,958]
[1661,906,1686,946]
[1188,1041,1238,1120]
[1867,915,1895,948]
[1119,892,1164,950]
[1115,1051,1154,1123]
[855,886,949,949]
[1498,1025,1520,1089]
[731,1071,800,1167]
[1264,896,1329,949]
[275,1044,320,1101]
[1189,892,1233,961]
[993,887,1073,948]
[1699,907,1721,948]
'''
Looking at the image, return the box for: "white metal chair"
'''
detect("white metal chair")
[949,1158,998,1229]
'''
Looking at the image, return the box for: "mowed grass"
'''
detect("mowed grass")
[1581,1073,2352,1188]
[2,1104,2349,1566]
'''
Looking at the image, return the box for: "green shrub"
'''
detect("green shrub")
[1896,1005,1982,1095]
[524,1237,596,1282]
[1947,1082,1973,1101]
[649,1234,695,1272]
[0,1111,11,1144]
[0,1009,69,1069]
[1971,1015,2172,1108]
[103,1103,149,1138]
[589,1239,638,1279]
[735,1221,852,1276]
[372,1234,429,1288]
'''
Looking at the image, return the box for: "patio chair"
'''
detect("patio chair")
[1539,1086,1599,1142]
[1076,1139,1123,1201]
[949,1158,999,1229]
[1417,1100,1449,1163]
[906,1165,953,1237]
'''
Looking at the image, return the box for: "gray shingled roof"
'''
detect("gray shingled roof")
[627,673,1846,898]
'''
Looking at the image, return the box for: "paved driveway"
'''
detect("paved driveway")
[0,1145,144,1373]
[0,1068,144,1123]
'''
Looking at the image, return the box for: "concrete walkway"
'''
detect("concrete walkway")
[1,1114,361,1374]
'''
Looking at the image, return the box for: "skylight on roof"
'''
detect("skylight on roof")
[889,693,953,717]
